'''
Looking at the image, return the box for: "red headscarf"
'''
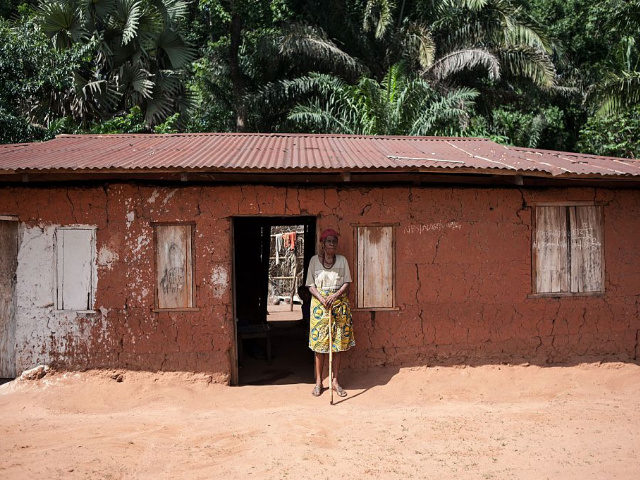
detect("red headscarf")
[320,228,339,241]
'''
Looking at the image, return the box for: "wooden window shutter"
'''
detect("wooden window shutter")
[155,224,194,309]
[356,225,395,309]
[569,206,604,292]
[534,206,569,293]
[56,228,95,310]
[533,205,604,295]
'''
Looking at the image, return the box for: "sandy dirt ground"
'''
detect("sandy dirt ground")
[1,362,639,479]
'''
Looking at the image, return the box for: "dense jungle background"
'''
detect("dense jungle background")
[1,0,638,157]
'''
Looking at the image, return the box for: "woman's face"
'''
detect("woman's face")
[323,236,338,254]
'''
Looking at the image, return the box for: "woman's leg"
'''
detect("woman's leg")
[314,352,325,387]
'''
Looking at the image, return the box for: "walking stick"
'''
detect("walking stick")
[327,303,334,406]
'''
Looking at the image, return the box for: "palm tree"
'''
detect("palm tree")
[285,64,479,135]
[35,0,196,126]
[196,2,364,132]
[361,0,556,88]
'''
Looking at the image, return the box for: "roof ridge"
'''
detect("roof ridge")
[54,132,494,142]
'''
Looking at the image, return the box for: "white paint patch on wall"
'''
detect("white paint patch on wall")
[97,246,119,270]
[210,265,229,299]
[14,225,106,374]
[147,189,160,204]
[133,234,150,255]
[126,211,135,228]
[161,189,177,207]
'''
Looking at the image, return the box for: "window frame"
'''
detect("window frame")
[55,226,97,312]
[152,221,199,312]
[530,202,606,298]
[352,223,399,311]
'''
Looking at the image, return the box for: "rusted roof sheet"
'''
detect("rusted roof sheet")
[0,133,638,178]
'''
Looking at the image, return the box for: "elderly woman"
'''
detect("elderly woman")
[305,228,355,397]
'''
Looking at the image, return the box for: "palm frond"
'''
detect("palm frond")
[38,1,87,48]
[116,0,142,46]
[498,46,556,87]
[73,71,122,119]
[428,48,500,81]
[155,28,196,69]
[503,22,552,54]
[143,87,174,124]
[115,62,154,99]
[594,71,640,116]
[253,73,348,111]
[410,87,479,135]
[277,24,363,77]
[162,0,189,24]
[456,0,490,10]
[401,21,436,70]
[80,0,117,27]
[363,0,395,39]
[288,102,357,134]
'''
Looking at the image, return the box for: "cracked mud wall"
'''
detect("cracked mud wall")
[0,183,638,378]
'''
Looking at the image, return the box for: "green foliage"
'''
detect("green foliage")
[286,65,479,136]
[84,106,180,133]
[577,106,640,158]
[488,105,565,148]
[0,17,78,143]
[0,107,51,144]
[87,106,147,133]
[0,0,637,154]
[34,0,197,125]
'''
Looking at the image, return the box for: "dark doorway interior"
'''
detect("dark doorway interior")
[233,216,316,385]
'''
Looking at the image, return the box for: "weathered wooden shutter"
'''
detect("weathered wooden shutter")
[56,228,95,310]
[534,207,569,293]
[155,224,194,309]
[0,219,18,377]
[569,206,604,292]
[356,225,394,309]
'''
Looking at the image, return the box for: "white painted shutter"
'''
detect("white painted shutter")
[57,229,94,310]
[356,226,394,309]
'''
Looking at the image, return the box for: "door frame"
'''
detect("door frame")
[230,215,316,386]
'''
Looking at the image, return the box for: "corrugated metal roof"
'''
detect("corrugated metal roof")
[0,133,638,178]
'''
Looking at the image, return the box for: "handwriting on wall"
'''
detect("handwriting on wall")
[403,222,462,234]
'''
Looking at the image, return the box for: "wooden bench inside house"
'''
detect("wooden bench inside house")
[236,320,272,364]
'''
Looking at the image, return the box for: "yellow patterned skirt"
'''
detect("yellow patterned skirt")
[309,288,355,353]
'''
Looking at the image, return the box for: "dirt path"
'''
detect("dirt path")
[1,363,639,479]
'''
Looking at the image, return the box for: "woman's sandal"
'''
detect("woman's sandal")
[312,385,323,397]
[333,384,347,397]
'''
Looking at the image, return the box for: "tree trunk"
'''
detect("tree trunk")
[229,12,247,132]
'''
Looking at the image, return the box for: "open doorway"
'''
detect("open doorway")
[232,216,316,385]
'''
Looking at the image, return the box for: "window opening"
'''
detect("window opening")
[533,205,604,295]
[354,224,396,310]
[56,227,96,311]
[154,223,196,310]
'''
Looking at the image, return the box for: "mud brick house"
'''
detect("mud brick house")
[0,133,638,384]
